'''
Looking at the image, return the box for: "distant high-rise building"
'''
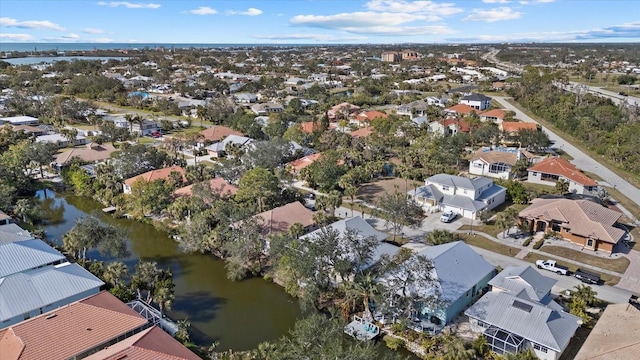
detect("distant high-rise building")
[381,51,401,63]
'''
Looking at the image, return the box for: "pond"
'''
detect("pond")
[36,189,301,351]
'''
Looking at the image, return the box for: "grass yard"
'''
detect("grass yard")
[523,252,620,286]
[541,245,630,274]
[457,204,528,238]
[457,233,521,257]
[505,98,640,190]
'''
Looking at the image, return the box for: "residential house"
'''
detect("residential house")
[466,266,581,360]
[381,241,494,330]
[122,166,185,194]
[354,110,387,127]
[84,325,201,360]
[426,96,448,107]
[198,125,243,143]
[10,124,45,136]
[0,115,39,126]
[287,153,322,175]
[132,119,160,136]
[349,126,375,138]
[479,109,507,124]
[527,157,599,196]
[53,143,117,169]
[299,121,325,134]
[205,134,253,158]
[251,102,284,115]
[0,262,104,327]
[300,216,400,272]
[249,201,315,237]
[0,223,33,245]
[469,147,532,180]
[574,303,640,360]
[518,198,625,253]
[0,291,151,359]
[397,100,428,118]
[327,102,360,121]
[233,92,258,104]
[492,81,506,91]
[0,239,66,278]
[173,178,238,199]
[36,133,88,148]
[428,119,470,136]
[500,121,538,139]
[460,93,492,111]
[408,174,507,219]
[444,104,476,118]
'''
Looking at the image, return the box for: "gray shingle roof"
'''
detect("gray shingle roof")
[417,241,494,302]
[462,93,492,102]
[0,239,66,278]
[442,194,487,212]
[465,291,581,351]
[0,262,104,322]
[408,184,444,202]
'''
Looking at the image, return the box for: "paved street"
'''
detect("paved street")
[566,82,640,107]
[494,95,640,211]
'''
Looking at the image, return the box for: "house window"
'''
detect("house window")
[533,344,548,353]
[474,163,483,168]
[540,173,559,182]
[489,163,509,174]
[442,185,450,191]
[532,172,538,176]
[587,239,594,247]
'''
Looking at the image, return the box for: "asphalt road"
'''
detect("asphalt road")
[494,95,640,212]
[565,82,640,107]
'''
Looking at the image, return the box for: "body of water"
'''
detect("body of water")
[3,56,129,65]
[36,189,301,351]
[0,42,326,52]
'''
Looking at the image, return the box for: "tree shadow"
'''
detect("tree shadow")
[172,290,227,325]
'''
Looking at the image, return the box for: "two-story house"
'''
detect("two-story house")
[408,174,506,219]
[460,93,492,111]
[526,157,599,196]
[469,147,532,180]
[466,266,581,360]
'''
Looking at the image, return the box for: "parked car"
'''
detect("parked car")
[619,91,628,96]
[536,260,570,275]
[440,210,457,223]
[151,131,162,138]
[574,268,600,285]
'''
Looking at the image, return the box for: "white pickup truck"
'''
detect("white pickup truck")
[536,260,570,276]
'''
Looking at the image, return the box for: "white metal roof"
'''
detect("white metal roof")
[0,239,66,277]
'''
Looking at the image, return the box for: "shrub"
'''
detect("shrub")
[522,236,533,247]
[391,322,407,334]
[384,336,405,351]
[533,238,545,249]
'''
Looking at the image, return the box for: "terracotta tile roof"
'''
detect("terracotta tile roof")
[519,198,625,244]
[445,104,475,115]
[299,121,316,133]
[528,157,597,186]
[173,178,237,198]
[124,166,185,187]
[199,126,243,142]
[356,110,388,122]
[54,143,117,165]
[575,303,640,360]
[0,291,148,360]
[287,153,322,172]
[480,109,506,119]
[350,126,374,138]
[251,202,315,235]
[84,326,201,360]
[11,125,43,134]
[500,121,537,133]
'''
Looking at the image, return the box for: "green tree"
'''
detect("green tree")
[378,188,423,241]
[342,272,382,322]
[103,261,128,287]
[555,179,570,194]
[129,178,173,217]
[62,216,128,261]
[236,167,280,213]
[13,198,34,224]
[28,141,58,178]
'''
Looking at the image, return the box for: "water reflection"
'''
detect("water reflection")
[35,189,301,350]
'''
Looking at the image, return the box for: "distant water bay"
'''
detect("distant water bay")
[0,42,322,52]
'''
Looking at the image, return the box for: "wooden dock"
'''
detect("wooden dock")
[102,206,116,213]
[344,315,380,341]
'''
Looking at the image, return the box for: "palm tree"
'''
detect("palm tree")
[344,184,358,217]
[572,284,598,307]
[343,273,382,322]
[442,335,475,360]
[103,262,128,287]
[175,318,191,343]
[154,285,175,315]
[124,114,134,134]
[13,198,32,224]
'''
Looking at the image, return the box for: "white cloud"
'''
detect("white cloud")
[535,0,555,3]
[62,33,81,40]
[253,33,367,42]
[189,6,217,15]
[97,2,160,9]
[0,17,65,31]
[483,0,510,3]
[92,37,115,43]
[229,7,263,16]
[463,7,522,22]
[83,28,104,34]
[0,33,35,41]
[365,0,463,19]
[292,12,427,29]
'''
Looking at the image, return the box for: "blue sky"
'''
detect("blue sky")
[1,0,638,43]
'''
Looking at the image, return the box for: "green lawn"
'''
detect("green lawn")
[540,245,630,274]
[457,204,528,238]
[523,252,620,286]
[457,233,521,257]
